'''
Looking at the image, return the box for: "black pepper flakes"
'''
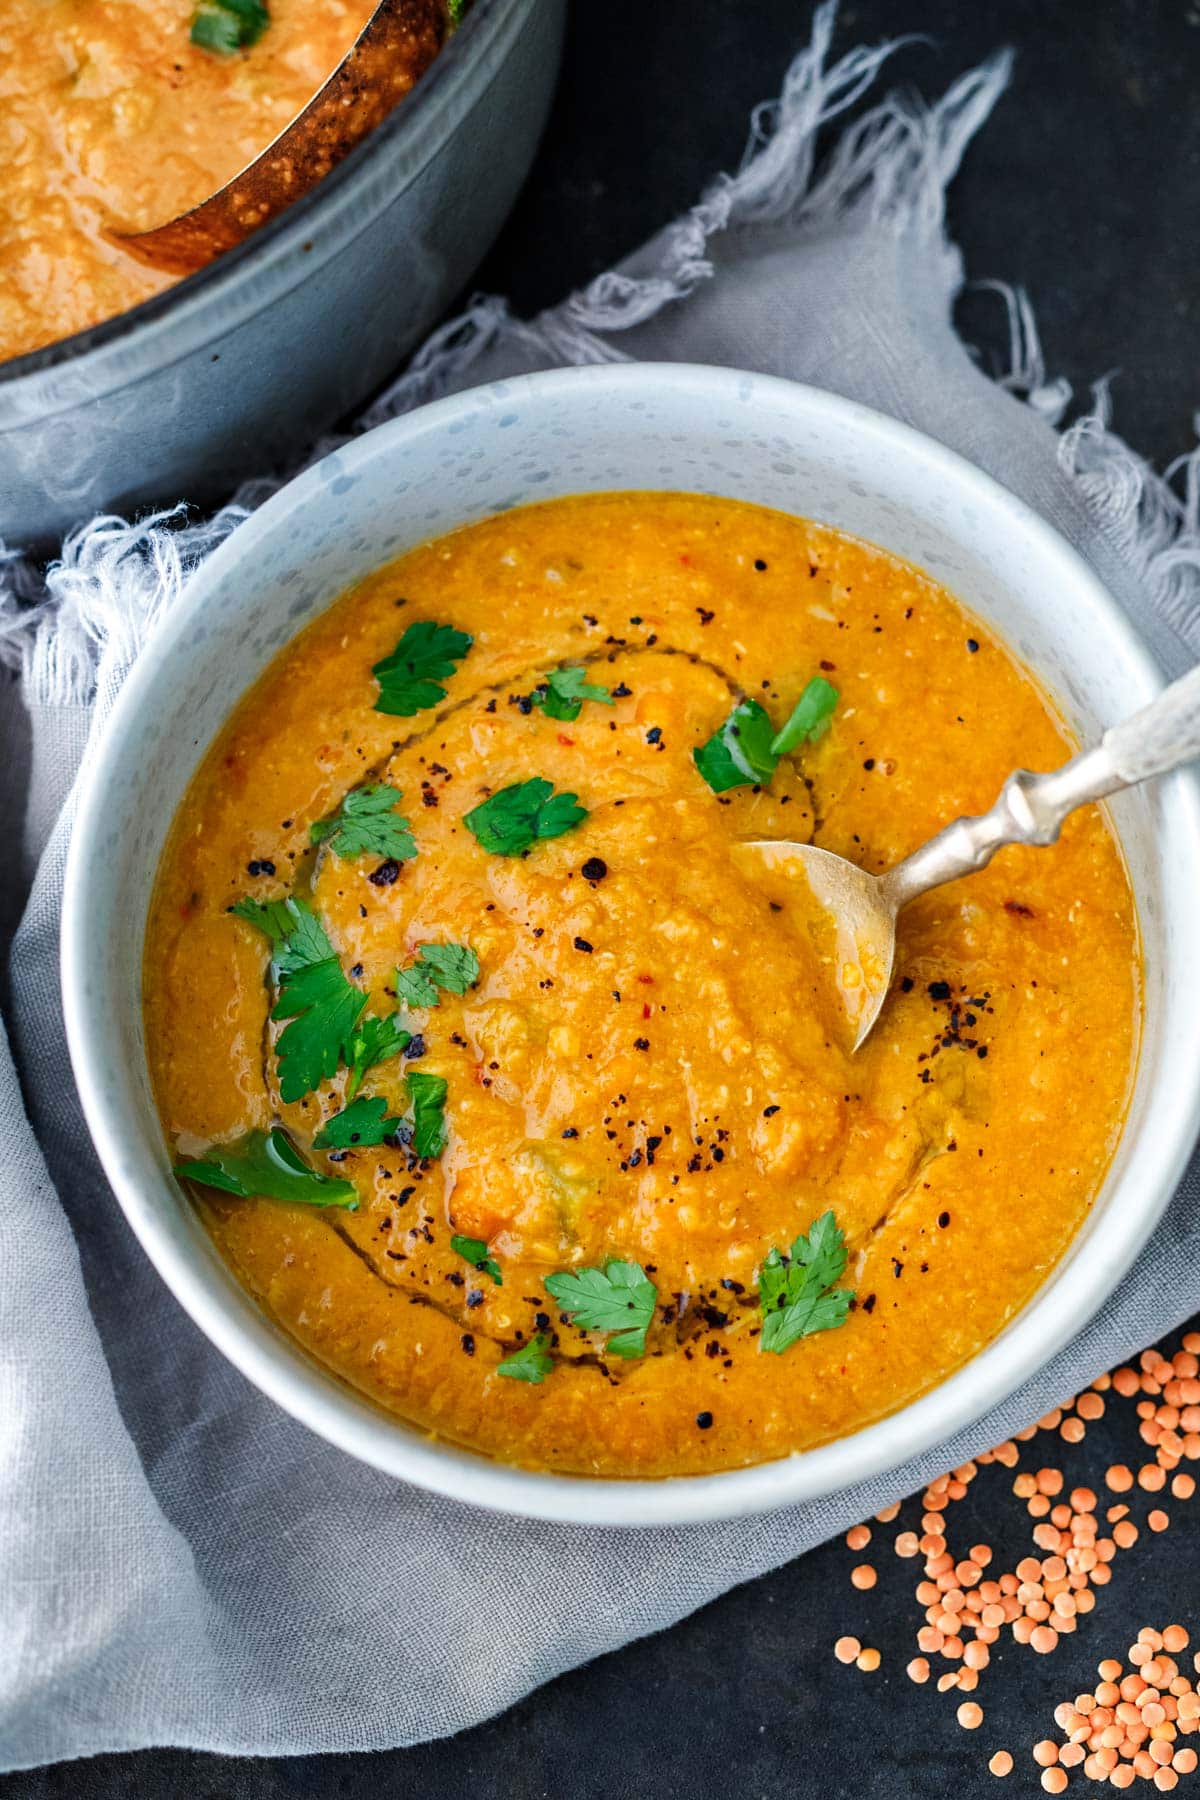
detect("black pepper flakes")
[695,1411,714,1430]
[581,857,608,883]
[574,936,593,954]
[369,859,401,887]
[460,1334,475,1356]
[246,859,276,878]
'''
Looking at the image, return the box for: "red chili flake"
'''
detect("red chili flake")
[637,973,654,985]
[558,733,575,747]
[642,1003,652,1020]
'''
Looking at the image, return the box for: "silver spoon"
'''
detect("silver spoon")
[740,662,1200,1051]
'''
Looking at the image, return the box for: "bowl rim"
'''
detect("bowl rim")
[62,361,1200,1527]
[0,0,528,395]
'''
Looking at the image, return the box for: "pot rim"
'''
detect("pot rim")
[0,0,530,402]
[61,362,1200,1526]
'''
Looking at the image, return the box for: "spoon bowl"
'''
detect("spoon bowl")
[736,839,897,1050]
[740,661,1200,1051]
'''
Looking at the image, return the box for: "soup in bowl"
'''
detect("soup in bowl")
[62,365,1200,1524]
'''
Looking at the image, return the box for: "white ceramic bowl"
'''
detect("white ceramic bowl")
[62,363,1200,1526]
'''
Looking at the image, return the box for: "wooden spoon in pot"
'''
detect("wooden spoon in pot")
[736,662,1200,1052]
[118,0,450,278]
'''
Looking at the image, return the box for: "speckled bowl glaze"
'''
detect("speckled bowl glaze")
[62,364,1200,1526]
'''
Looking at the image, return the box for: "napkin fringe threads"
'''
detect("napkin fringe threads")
[2,0,1198,705]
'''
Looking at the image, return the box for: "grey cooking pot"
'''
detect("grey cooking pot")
[0,0,564,548]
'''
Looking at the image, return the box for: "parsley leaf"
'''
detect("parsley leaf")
[313,1095,401,1150]
[464,778,587,856]
[531,666,614,723]
[191,0,269,53]
[233,895,366,1103]
[770,676,839,756]
[395,941,480,1008]
[451,1233,503,1285]
[372,620,472,717]
[407,1070,448,1158]
[345,1013,411,1101]
[310,785,417,862]
[497,1334,553,1383]
[758,1209,854,1355]
[693,698,779,793]
[272,959,367,1106]
[543,1259,658,1359]
[175,1127,356,1209]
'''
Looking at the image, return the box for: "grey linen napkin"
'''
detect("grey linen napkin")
[3,4,1200,1770]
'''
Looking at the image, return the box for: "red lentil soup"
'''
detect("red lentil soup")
[143,492,1139,1478]
[0,0,443,364]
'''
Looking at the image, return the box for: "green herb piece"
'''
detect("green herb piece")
[407,1070,448,1158]
[543,1259,658,1360]
[451,1233,503,1285]
[757,1209,854,1355]
[496,1334,553,1383]
[447,0,467,27]
[174,1127,357,1209]
[395,941,480,1008]
[372,620,473,717]
[693,698,779,794]
[313,1095,401,1151]
[346,1013,411,1101]
[233,895,366,1103]
[190,0,269,53]
[272,958,367,1106]
[230,896,303,954]
[770,676,839,756]
[464,778,587,857]
[310,785,417,863]
[531,666,614,723]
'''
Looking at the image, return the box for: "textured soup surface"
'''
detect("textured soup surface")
[144,493,1139,1478]
[0,0,379,364]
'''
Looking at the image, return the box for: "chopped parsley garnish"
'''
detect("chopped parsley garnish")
[451,1233,503,1285]
[531,666,614,722]
[345,1012,411,1101]
[407,1070,448,1158]
[372,620,472,717]
[174,1127,356,1209]
[694,677,839,793]
[313,1096,401,1150]
[232,895,365,1104]
[770,676,839,756]
[395,942,479,1008]
[693,698,778,793]
[464,778,587,856]
[190,0,269,54]
[310,785,417,863]
[758,1209,854,1355]
[496,1334,554,1383]
[543,1259,658,1359]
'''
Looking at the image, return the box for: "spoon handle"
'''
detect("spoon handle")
[880,662,1200,913]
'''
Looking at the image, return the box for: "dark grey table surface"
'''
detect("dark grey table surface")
[7,2,1199,1795]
